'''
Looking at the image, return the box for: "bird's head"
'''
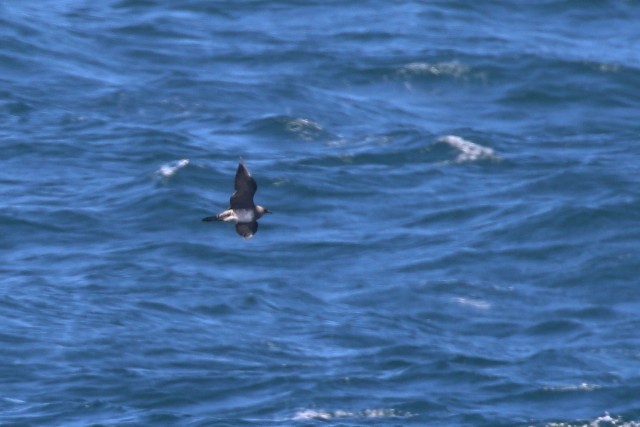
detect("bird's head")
[257,206,272,217]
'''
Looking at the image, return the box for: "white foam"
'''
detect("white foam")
[292,408,406,421]
[437,135,499,163]
[544,382,599,392]
[546,412,640,427]
[286,118,323,141]
[2,397,26,404]
[293,409,332,421]
[455,297,491,309]
[156,159,189,178]
[399,61,470,78]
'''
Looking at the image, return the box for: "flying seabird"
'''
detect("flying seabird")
[202,162,272,239]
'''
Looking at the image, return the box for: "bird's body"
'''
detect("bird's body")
[216,208,255,223]
[202,162,271,239]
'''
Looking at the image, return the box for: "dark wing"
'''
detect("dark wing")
[235,221,258,239]
[230,163,257,210]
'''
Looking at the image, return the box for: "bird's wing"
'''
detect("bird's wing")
[230,163,257,210]
[235,221,258,239]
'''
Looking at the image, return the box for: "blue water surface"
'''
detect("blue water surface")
[2,1,640,426]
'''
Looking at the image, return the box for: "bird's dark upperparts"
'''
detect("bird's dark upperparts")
[202,162,272,239]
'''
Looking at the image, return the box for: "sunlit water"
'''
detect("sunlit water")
[2,1,640,426]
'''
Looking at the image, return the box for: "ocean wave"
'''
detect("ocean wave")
[437,135,500,163]
[546,412,640,427]
[455,297,491,310]
[543,382,599,392]
[292,408,411,421]
[245,115,335,142]
[398,61,470,79]
[155,158,190,179]
[2,1,640,425]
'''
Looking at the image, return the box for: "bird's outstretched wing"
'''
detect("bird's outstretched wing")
[235,221,258,239]
[230,162,257,210]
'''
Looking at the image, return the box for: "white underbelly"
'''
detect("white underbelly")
[235,209,255,222]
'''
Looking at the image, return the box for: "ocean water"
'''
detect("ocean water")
[2,1,640,426]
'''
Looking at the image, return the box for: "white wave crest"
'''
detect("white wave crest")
[438,135,499,163]
[293,408,408,421]
[546,412,640,427]
[286,118,323,141]
[399,61,470,78]
[2,397,26,404]
[544,382,599,392]
[156,159,189,178]
[455,297,491,310]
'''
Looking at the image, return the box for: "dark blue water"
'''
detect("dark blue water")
[2,1,640,425]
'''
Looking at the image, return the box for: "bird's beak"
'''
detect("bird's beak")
[265,209,273,214]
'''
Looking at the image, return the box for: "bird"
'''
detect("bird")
[202,161,272,239]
